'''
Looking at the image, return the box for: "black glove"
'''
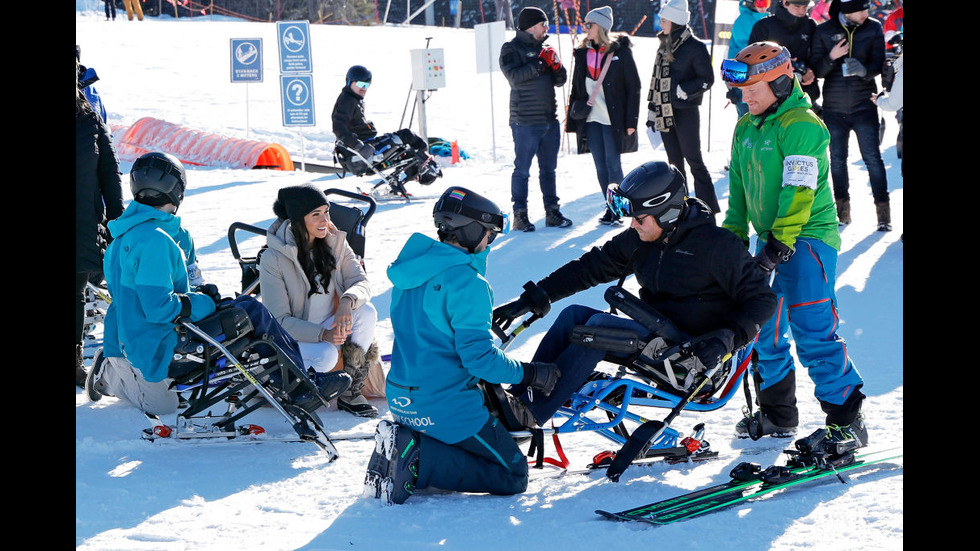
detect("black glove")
[725,87,740,103]
[521,361,561,397]
[755,237,793,274]
[492,281,551,331]
[197,283,222,306]
[843,57,867,78]
[688,329,735,372]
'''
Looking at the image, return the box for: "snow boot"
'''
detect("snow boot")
[338,342,379,418]
[836,198,851,225]
[76,342,87,388]
[293,370,352,413]
[85,349,112,402]
[875,202,892,232]
[364,420,420,506]
[735,410,797,440]
[545,206,573,228]
[598,207,622,226]
[512,209,535,232]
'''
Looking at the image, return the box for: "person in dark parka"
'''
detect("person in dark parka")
[76,64,124,387]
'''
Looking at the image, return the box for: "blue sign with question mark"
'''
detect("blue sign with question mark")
[280,74,315,127]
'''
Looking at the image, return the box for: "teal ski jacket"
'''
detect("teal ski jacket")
[103,201,217,382]
[386,233,524,444]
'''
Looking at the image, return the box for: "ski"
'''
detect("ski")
[141,419,375,446]
[595,445,902,525]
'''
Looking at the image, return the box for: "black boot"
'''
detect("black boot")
[76,343,87,388]
[736,371,798,439]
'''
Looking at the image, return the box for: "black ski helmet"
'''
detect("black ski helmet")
[346,65,372,86]
[130,152,188,209]
[607,161,688,232]
[433,186,509,253]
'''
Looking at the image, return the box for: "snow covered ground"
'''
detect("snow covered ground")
[76,3,903,549]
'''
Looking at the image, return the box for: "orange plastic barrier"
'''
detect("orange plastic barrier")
[112,117,294,171]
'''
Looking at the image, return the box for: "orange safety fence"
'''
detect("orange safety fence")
[112,117,294,171]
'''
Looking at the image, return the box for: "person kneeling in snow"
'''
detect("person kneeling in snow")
[364,186,560,505]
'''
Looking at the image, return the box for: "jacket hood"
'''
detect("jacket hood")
[107,200,181,240]
[387,233,489,290]
[266,217,299,259]
[673,197,716,239]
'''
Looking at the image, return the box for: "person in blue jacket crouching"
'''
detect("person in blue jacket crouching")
[364,186,560,505]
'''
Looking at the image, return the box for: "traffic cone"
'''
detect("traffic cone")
[451,140,460,164]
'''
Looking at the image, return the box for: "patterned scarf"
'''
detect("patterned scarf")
[647,25,693,132]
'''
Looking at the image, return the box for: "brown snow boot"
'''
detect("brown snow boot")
[875,202,892,231]
[836,198,851,225]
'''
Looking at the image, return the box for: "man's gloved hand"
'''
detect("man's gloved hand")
[756,236,793,274]
[492,281,552,331]
[685,329,735,373]
[198,283,222,306]
[521,361,561,396]
[356,142,376,160]
[843,57,867,78]
[538,46,562,71]
[725,87,740,103]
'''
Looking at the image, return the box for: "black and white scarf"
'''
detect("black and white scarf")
[647,25,693,132]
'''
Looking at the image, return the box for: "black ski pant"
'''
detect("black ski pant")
[660,106,720,214]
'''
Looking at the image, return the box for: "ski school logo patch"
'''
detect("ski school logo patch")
[782,155,818,189]
[391,396,412,408]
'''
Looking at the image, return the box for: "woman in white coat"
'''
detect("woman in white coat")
[260,184,380,417]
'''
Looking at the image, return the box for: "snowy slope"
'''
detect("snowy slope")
[76,4,903,550]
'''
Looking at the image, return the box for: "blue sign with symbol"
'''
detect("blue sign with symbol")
[230,38,263,83]
[277,21,312,73]
[280,74,316,127]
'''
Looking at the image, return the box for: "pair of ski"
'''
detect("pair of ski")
[140,413,374,446]
[595,445,902,525]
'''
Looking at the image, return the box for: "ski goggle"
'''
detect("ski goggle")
[720,48,791,84]
[486,213,510,244]
[606,185,634,218]
[354,80,371,89]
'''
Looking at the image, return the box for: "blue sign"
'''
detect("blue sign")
[230,38,263,83]
[276,21,312,74]
[280,74,316,127]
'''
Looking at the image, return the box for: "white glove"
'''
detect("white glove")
[676,85,688,100]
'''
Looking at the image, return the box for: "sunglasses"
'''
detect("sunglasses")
[720,49,790,84]
[354,80,371,89]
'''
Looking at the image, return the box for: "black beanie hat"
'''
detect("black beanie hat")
[839,0,870,13]
[273,185,329,222]
[517,7,548,31]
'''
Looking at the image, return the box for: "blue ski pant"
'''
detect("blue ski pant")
[510,305,647,424]
[754,238,863,407]
[415,416,528,495]
[510,121,560,211]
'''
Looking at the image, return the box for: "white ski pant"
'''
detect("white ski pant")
[298,301,377,372]
[102,356,179,415]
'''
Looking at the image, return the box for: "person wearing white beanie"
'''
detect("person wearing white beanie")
[646,0,719,213]
[566,5,642,225]
[659,0,691,26]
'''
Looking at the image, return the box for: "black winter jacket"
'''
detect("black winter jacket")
[810,1,885,113]
[331,86,378,148]
[535,199,776,349]
[566,36,642,149]
[499,30,568,125]
[748,2,820,101]
[75,103,124,274]
[652,25,714,111]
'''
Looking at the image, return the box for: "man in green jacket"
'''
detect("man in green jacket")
[721,42,867,451]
